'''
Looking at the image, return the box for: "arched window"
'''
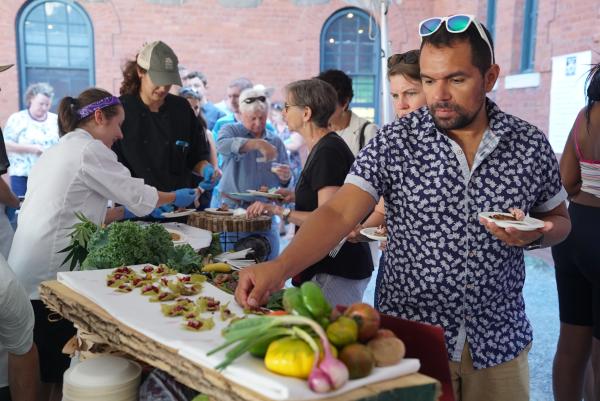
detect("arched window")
[321,8,380,124]
[17,0,95,111]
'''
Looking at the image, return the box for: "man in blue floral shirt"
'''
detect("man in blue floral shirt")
[236,15,571,401]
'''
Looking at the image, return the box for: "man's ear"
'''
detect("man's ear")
[484,64,500,93]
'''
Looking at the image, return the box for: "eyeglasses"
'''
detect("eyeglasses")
[387,50,419,69]
[242,96,266,104]
[283,103,303,112]
[418,14,495,64]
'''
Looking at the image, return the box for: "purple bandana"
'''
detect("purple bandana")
[77,96,121,120]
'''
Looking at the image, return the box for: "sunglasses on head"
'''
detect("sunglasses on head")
[243,96,266,104]
[387,50,419,69]
[418,14,495,64]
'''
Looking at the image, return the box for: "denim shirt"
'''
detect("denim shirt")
[346,99,567,369]
[216,123,289,207]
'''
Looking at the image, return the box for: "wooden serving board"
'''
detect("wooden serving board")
[39,281,440,401]
[187,211,272,233]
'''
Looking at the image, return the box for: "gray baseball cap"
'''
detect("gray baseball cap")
[136,41,182,86]
[0,64,14,73]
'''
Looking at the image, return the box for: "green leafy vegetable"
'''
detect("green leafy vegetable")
[166,244,202,274]
[80,221,175,270]
[58,212,99,271]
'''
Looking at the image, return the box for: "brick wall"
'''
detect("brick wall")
[1,0,599,136]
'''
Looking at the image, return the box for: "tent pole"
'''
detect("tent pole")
[379,0,392,124]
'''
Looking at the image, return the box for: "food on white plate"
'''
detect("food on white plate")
[374,225,387,237]
[216,203,229,212]
[258,185,269,193]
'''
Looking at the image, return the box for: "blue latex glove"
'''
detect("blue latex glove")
[123,207,135,220]
[150,204,174,219]
[173,188,197,208]
[199,164,219,191]
[202,164,214,182]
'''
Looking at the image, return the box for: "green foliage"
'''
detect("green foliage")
[167,244,202,274]
[58,212,99,271]
[81,221,175,270]
[142,223,174,264]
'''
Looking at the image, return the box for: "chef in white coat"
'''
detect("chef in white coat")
[0,64,21,258]
[8,87,198,400]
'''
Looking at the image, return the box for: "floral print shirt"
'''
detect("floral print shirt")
[3,110,59,177]
[346,99,566,369]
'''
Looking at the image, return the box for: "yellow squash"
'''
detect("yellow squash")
[264,337,315,379]
[201,262,231,273]
[264,337,338,379]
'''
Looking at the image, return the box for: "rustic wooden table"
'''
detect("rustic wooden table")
[40,280,440,401]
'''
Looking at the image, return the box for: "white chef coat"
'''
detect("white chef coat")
[9,129,158,299]
[336,111,378,157]
[0,205,13,259]
[0,253,34,387]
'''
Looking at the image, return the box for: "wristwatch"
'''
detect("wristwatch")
[524,234,544,250]
[281,207,292,223]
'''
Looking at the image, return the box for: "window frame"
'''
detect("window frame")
[16,0,95,110]
[320,7,381,124]
[486,0,497,41]
[520,0,538,72]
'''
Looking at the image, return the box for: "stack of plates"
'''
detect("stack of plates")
[63,356,141,401]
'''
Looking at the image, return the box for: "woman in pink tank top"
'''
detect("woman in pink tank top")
[552,62,600,401]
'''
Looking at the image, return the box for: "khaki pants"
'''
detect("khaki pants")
[449,342,531,401]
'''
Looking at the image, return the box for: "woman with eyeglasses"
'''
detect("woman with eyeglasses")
[347,49,427,304]
[215,86,291,260]
[246,79,373,306]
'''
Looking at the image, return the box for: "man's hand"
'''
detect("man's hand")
[479,218,553,247]
[275,188,294,203]
[255,140,277,161]
[246,201,275,218]
[272,163,291,183]
[234,261,287,308]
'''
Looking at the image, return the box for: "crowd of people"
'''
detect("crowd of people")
[0,13,597,401]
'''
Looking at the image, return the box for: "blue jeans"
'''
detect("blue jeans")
[7,176,27,228]
[10,176,27,197]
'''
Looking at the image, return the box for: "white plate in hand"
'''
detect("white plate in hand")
[360,227,387,241]
[204,208,234,216]
[162,208,195,218]
[166,229,187,244]
[246,190,283,200]
[478,212,545,231]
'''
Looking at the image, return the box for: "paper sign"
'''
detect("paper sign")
[548,50,592,152]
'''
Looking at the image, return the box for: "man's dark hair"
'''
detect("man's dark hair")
[315,69,353,108]
[186,71,208,86]
[420,22,495,76]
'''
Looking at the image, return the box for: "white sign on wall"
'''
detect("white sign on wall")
[548,50,592,153]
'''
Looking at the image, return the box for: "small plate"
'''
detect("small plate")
[360,227,387,241]
[166,229,186,244]
[228,192,257,201]
[162,208,195,218]
[204,208,234,216]
[246,190,284,200]
[478,212,545,231]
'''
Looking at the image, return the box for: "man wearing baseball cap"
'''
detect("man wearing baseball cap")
[0,62,40,401]
[114,41,219,211]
